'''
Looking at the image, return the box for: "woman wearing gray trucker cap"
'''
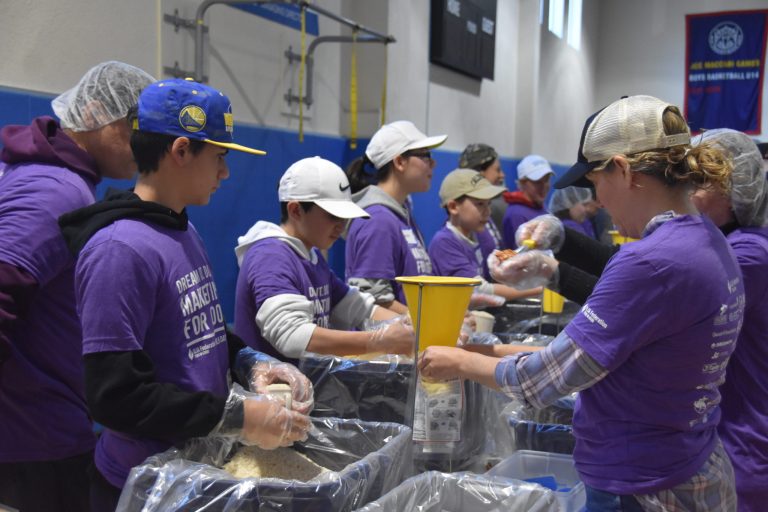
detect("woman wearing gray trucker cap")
[420,95,740,511]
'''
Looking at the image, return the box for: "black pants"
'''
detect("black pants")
[89,465,122,512]
[0,451,93,512]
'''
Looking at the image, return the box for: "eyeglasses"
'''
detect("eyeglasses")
[404,150,433,163]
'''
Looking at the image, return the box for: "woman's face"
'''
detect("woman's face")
[480,159,505,186]
[691,185,734,227]
[399,150,436,193]
[587,161,630,233]
[568,202,588,223]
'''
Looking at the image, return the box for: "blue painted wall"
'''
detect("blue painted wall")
[0,86,567,320]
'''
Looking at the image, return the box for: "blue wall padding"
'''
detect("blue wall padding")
[0,86,568,321]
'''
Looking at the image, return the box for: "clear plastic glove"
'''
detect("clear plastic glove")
[457,312,476,346]
[366,314,416,356]
[515,214,565,252]
[488,249,559,290]
[468,292,506,309]
[211,384,311,449]
[235,348,314,414]
[249,361,314,415]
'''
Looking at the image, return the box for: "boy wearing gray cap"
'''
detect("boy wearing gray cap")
[0,61,155,511]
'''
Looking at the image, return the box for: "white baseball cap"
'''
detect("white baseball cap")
[278,157,370,219]
[365,120,447,169]
[517,154,555,182]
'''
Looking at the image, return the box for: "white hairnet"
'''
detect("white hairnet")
[698,128,768,227]
[51,61,155,132]
[548,186,592,213]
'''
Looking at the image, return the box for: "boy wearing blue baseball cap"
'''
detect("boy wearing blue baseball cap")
[59,78,312,510]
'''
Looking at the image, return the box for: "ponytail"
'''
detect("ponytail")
[346,154,394,194]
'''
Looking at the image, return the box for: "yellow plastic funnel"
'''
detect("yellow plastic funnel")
[396,276,480,351]
[608,230,639,245]
[542,288,565,314]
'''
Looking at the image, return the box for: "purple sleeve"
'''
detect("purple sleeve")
[563,253,667,371]
[76,239,158,354]
[502,207,527,248]
[0,262,39,362]
[0,174,91,284]
[429,233,479,278]
[243,244,305,312]
[346,216,401,280]
[329,267,350,306]
[730,236,768,317]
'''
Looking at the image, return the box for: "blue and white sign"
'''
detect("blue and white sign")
[231,3,319,36]
[685,10,768,134]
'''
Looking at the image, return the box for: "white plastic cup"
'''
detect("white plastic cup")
[471,310,496,333]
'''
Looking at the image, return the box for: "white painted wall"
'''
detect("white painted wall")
[596,0,768,138]
[0,0,764,164]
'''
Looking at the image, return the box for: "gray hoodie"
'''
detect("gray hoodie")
[234,221,377,358]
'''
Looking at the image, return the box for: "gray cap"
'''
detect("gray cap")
[459,143,498,170]
[52,61,155,132]
[698,128,767,227]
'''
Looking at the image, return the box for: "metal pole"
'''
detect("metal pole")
[404,284,423,430]
[194,0,395,83]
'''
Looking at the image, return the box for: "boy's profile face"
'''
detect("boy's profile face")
[290,202,347,251]
[182,142,230,206]
[449,196,491,233]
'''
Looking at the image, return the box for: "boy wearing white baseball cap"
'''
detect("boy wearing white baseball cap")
[501,154,555,247]
[234,157,414,363]
[429,169,542,302]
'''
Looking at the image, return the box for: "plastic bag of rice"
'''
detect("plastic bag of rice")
[223,445,329,481]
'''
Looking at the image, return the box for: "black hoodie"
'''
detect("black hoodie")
[59,189,247,444]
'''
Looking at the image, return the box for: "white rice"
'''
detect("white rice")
[222,445,329,481]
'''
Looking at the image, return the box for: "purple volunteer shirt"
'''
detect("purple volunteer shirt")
[478,221,502,279]
[580,218,597,239]
[564,215,743,494]
[718,226,768,510]
[234,238,349,362]
[429,225,484,278]
[563,218,590,237]
[76,220,230,488]
[0,162,98,463]
[346,204,432,303]
[502,203,547,248]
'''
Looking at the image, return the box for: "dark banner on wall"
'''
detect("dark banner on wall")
[685,10,768,134]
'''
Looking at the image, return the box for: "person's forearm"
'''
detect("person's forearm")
[492,283,543,301]
[462,344,543,357]
[305,327,371,356]
[381,300,409,315]
[371,305,399,321]
[456,352,502,390]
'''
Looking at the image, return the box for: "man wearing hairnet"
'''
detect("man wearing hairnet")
[0,61,154,511]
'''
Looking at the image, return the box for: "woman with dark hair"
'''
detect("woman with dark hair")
[345,121,446,314]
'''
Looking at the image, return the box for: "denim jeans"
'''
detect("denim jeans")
[585,484,645,512]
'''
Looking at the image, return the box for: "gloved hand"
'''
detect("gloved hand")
[212,384,311,449]
[457,312,476,346]
[366,314,416,356]
[515,214,565,252]
[468,292,506,309]
[488,249,559,290]
[249,360,314,415]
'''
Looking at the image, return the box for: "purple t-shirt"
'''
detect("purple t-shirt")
[718,226,768,508]
[429,225,484,279]
[234,238,349,362]
[564,215,743,494]
[76,220,230,488]
[580,218,597,239]
[502,203,547,248]
[478,221,502,280]
[346,204,432,303]
[564,218,590,237]
[0,162,97,463]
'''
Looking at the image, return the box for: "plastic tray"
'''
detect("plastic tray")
[486,450,585,512]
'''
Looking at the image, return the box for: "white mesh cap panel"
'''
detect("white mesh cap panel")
[582,95,691,163]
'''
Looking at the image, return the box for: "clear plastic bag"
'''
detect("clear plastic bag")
[116,417,412,512]
[497,395,577,456]
[356,471,559,512]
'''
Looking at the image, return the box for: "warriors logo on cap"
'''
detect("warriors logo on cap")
[179,105,207,133]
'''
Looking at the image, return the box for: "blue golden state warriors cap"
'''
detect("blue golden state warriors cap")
[134,78,266,156]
